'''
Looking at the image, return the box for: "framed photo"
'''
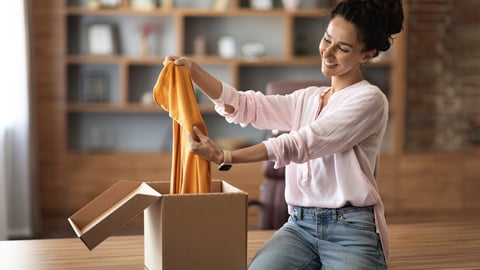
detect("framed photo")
[81,70,110,103]
[87,23,118,55]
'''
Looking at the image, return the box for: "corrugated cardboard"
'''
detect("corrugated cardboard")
[68,180,247,270]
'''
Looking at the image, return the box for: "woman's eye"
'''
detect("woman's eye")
[322,36,349,53]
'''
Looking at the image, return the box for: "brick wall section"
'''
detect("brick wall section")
[406,0,480,152]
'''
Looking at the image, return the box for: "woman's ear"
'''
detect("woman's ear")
[362,49,376,63]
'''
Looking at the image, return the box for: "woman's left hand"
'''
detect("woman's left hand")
[188,126,224,165]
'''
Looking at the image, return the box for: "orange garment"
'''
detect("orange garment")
[152,62,211,194]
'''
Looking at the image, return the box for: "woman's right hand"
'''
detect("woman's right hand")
[163,55,195,70]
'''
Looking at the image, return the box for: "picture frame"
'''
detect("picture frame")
[87,23,118,55]
[81,70,110,103]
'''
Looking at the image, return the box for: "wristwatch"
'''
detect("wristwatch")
[218,150,232,171]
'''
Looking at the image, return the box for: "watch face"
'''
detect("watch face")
[218,163,232,171]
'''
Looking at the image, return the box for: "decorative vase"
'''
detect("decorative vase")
[194,36,206,56]
[140,38,149,56]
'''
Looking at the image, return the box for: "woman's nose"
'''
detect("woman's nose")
[320,44,331,57]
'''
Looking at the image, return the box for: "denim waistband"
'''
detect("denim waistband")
[292,204,374,220]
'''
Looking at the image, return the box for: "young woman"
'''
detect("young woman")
[165,0,403,268]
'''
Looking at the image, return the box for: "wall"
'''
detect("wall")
[406,0,480,152]
[375,0,480,219]
[30,0,66,236]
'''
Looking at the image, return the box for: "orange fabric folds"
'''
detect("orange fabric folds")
[152,62,211,194]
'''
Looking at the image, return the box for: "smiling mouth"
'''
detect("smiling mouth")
[324,60,338,67]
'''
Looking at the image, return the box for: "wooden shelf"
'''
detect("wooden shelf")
[67,54,392,67]
[65,7,330,17]
[67,103,215,113]
[67,55,125,64]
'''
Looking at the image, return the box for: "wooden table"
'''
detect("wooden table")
[0,231,272,270]
[1,221,480,269]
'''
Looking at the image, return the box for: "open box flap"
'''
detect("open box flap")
[145,180,245,195]
[68,180,162,250]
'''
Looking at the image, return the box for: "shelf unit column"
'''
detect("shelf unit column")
[230,0,240,9]
[230,61,240,88]
[283,13,294,59]
[119,58,129,105]
[175,12,185,55]
[389,1,408,156]
[120,0,128,8]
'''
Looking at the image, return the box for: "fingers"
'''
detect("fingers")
[187,127,223,164]
[163,55,192,69]
[188,131,200,152]
[189,126,210,153]
[193,126,205,140]
[188,127,204,152]
[163,55,177,66]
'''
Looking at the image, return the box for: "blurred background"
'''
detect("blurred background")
[1,0,479,240]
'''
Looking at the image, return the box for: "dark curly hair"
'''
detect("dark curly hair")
[331,0,404,57]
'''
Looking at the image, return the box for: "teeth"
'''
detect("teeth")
[324,60,337,67]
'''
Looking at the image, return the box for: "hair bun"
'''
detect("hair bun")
[374,0,404,35]
[330,0,404,55]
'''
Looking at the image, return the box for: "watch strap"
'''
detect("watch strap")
[218,150,232,171]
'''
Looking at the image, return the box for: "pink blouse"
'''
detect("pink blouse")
[212,80,390,261]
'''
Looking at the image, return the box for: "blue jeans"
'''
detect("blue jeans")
[249,205,386,270]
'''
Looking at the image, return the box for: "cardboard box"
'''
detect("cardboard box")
[68,180,248,270]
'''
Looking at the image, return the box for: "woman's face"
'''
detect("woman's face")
[319,16,373,80]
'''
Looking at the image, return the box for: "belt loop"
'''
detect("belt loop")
[293,207,299,220]
[333,207,338,220]
[293,206,303,220]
